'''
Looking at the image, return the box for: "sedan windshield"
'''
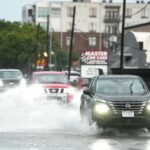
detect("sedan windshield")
[35,74,68,84]
[95,78,146,95]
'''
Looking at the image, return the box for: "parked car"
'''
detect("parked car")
[72,77,90,87]
[31,71,74,103]
[0,69,26,91]
[80,74,150,130]
[64,70,80,84]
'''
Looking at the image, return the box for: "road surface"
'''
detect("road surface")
[0,86,149,150]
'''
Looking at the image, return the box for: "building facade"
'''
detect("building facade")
[22,0,150,70]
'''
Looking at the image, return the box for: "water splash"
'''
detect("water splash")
[0,86,94,134]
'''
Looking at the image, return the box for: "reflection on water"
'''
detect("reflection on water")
[90,127,150,150]
[90,140,112,150]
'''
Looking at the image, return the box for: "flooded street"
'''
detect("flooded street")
[0,86,149,150]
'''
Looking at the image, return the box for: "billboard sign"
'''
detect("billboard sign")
[81,65,107,78]
[81,50,107,65]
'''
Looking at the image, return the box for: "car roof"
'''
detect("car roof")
[97,74,142,79]
[32,71,66,75]
[0,69,22,72]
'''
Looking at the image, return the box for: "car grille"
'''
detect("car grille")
[3,80,20,87]
[108,101,147,116]
[44,88,67,102]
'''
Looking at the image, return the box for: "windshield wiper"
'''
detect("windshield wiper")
[129,80,134,94]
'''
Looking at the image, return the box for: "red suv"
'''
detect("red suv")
[31,71,74,103]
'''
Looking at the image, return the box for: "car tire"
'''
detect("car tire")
[147,128,150,132]
[80,100,88,121]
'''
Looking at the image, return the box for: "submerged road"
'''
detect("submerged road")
[0,87,149,150]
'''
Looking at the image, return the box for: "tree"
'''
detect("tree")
[0,20,47,73]
[0,20,79,73]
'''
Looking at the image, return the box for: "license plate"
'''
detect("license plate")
[122,111,134,117]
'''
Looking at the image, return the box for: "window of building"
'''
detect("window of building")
[67,7,73,17]
[88,37,96,46]
[67,22,72,31]
[28,9,33,16]
[126,8,132,18]
[104,39,109,49]
[66,36,71,46]
[38,7,49,18]
[39,22,47,31]
[106,11,110,19]
[113,11,119,19]
[51,7,61,17]
[89,7,97,18]
[105,25,117,34]
[89,22,96,32]
[106,11,119,20]
[125,56,132,64]
[141,8,148,18]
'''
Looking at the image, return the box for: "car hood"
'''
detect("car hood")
[94,93,150,101]
[39,83,71,89]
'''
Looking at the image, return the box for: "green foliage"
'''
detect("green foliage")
[0,20,79,73]
[0,20,48,73]
[0,20,41,70]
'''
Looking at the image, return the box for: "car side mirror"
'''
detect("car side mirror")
[83,88,91,95]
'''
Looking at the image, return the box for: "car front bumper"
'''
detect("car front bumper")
[46,93,68,103]
[93,112,150,128]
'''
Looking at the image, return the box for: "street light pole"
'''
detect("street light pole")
[46,14,50,70]
[49,28,53,67]
[120,0,126,74]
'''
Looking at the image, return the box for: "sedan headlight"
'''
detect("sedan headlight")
[94,103,110,114]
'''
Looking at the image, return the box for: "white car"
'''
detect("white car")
[65,71,80,83]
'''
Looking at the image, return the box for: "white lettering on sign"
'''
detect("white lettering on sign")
[81,50,108,65]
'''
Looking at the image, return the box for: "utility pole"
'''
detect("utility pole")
[120,0,126,74]
[46,14,50,70]
[68,6,76,80]
[34,23,40,71]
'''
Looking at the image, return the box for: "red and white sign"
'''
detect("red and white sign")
[81,50,107,65]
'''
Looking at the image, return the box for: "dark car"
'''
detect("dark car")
[0,69,26,91]
[80,74,150,130]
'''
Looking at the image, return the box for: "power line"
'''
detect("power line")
[128,2,149,17]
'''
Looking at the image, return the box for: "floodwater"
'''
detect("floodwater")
[0,85,90,133]
[0,85,150,150]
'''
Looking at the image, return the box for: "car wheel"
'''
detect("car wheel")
[147,128,150,132]
[80,100,88,121]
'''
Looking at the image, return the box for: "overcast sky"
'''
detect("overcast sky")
[0,0,149,22]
